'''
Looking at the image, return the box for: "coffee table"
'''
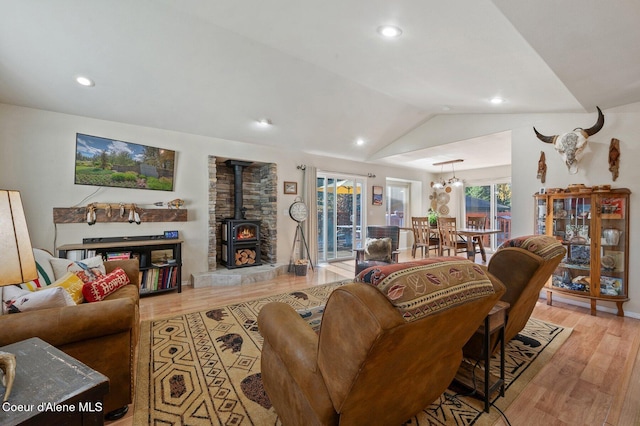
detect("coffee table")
[0,337,109,425]
[455,300,509,412]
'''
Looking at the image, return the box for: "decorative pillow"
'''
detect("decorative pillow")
[497,235,566,261]
[364,237,392,262]
[44,272,85,304]
[19,251,55,291]
[356,258,495,322]
[82,267,130,303]
[49,255,105,283]
[2,285,75,314]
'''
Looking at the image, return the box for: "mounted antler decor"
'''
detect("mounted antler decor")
[609,138,620,181]
[533,106,604,174]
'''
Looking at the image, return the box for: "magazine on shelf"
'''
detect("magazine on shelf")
[106,251,132,260]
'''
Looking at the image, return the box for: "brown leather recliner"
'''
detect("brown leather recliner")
[464,235,566,357]
[258,259,506,425]
[0,259,140,417]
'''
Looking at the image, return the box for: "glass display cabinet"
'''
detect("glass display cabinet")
[534,188,630,316]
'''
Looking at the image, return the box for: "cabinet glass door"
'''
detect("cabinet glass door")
[535,196,547,235]
[550,195,591,294]
[599,196,626,297]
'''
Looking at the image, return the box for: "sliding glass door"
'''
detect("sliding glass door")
[317,173,364,262]
[465,182,511,250]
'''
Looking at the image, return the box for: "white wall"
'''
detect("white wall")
[0,103,428,284]
[390,104,640,317]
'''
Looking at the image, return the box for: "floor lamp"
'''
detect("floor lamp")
[0,190,38,402]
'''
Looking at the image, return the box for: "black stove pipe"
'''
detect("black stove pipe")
[225,159,252,220]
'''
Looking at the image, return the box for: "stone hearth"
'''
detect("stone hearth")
[192,263,289,287]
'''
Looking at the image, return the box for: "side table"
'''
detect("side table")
[0,337,109,426]
[455,300,509,412]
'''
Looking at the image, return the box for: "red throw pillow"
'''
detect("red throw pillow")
[82,267,130,303]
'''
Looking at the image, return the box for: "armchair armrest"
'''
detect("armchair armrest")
[258,303,335,415]
[258,303,321,377]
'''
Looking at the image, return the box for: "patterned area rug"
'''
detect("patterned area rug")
[134,281,571,425]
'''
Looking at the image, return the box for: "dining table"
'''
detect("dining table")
[456,228,502,262]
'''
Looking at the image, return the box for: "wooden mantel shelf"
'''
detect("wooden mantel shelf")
[53,207,187,224]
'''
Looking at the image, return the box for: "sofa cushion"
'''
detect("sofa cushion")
[45,272,85,304]
[356,257,495,322]
[364,237,392,262]
[2,285,75,314]
[50,255,106,283]
[497,235,566,261]
[83,268,131,303]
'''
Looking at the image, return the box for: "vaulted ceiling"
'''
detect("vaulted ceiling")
[1,0,639,172]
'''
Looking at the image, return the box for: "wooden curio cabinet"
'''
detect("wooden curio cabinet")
[534,188,630,316]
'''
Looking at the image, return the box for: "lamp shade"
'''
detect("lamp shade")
[0,190,37,286]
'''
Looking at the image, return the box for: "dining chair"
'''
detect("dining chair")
[466,216,488,260]
[437,217,468,257]
[411,217,439,258]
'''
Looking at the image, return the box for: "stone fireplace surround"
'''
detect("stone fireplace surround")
[207,156,277,271]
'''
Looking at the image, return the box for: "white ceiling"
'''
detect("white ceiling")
[1,0,639,171]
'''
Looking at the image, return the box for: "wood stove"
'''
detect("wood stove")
[220,160,262,269]
[221,219,261,268]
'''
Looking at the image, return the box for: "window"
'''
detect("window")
[386,181,410,227]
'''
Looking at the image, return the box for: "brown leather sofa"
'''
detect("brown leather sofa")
[0,258,140,418]
[258,258,506,425]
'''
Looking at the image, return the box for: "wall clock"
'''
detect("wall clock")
[289,199,308,222]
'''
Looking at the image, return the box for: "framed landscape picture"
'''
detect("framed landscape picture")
[75,133,176,191]
[372,186,383,206]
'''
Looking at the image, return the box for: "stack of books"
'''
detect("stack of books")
[140,265,179,293]
[105,251,131,261]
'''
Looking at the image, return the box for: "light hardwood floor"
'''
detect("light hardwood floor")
[110,251,640,425]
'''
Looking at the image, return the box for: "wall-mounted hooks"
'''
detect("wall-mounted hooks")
[54,203,187,224]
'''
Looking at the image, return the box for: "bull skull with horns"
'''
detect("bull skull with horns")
[533,106,604,174]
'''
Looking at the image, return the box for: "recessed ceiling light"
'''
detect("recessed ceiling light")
[76,76,95,87]
[377,25,403,38]
[490,97,505,104]
[356,138,365,146]
[256,118,273,127]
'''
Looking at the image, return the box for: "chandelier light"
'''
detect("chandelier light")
[430,159,464,189]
